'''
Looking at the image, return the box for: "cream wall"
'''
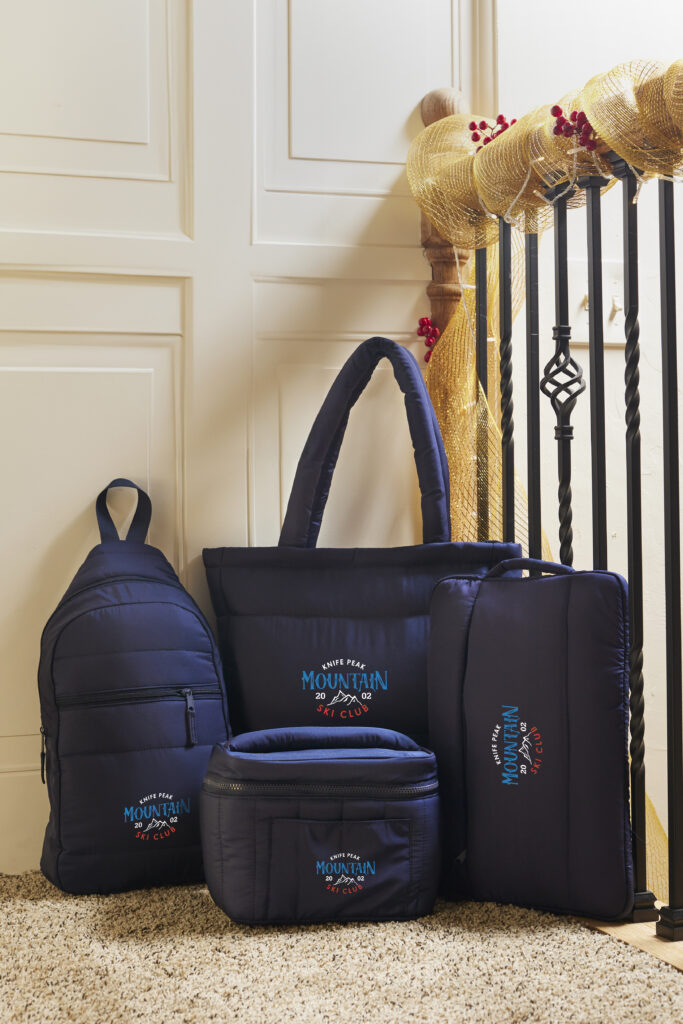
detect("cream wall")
[0,0,472,872]
[497,0,683,827]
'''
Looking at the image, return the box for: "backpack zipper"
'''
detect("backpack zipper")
[55,682,220,707]
[202,777,438,800]
[40,726,47,784]
[55,684,220,747]
[183,688,197,745]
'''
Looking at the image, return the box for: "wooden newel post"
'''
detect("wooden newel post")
[420,88,471,334]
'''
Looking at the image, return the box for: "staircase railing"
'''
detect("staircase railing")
[418,94,682,940]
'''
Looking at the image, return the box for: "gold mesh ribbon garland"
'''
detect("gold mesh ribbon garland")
[407,114,499,250]
[474,105,554,233]
[583,60,683,180]
[407,59,683,901]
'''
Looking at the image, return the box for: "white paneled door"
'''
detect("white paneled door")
[0,0,464,871]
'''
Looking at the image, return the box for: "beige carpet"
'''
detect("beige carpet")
[1,872,681,1024]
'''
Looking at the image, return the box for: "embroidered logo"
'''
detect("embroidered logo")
[491,705,544,784]
[316,851,376,894]
[122,791,191,841]
[301,657,388,718]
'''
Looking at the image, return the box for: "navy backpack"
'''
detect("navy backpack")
[38,479,230,894]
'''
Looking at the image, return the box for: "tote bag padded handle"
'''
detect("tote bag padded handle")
[279,336,451,548]
[96,478,152,543]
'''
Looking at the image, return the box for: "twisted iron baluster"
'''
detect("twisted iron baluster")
[625,280,654,915]
[525,233,542,562]
[624,180,646,807]
[475,246,489,540]
[499,218,514,542]
[610,155,657,920]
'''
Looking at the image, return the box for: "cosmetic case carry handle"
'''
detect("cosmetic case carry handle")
[95,478,152,543]
[485,557,575,579]
[279,336,451,548]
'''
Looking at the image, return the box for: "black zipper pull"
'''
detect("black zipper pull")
[40,727,47,784]
[181,689,197,746]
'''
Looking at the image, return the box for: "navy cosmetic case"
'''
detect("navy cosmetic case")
[200,726,440,924]
[428,557,634,921]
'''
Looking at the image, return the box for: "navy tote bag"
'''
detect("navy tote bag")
[204,337,520,743]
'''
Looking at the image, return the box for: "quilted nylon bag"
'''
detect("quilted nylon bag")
[428,557,634,920]
[200,726,440,924]
[39,479,230,894]
[204,336,520,743]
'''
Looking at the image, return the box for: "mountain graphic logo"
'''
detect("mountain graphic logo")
[519,733,534,765]
[328,691,363,708]
[142,818,170,833]
[331,874,357,887]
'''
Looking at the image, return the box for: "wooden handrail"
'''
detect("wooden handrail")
[419,88,471,334]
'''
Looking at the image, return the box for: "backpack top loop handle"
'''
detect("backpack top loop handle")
[96,478,152,543]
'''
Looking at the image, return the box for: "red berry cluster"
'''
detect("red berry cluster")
[550,105,597,151]
[469,114,517,153]
[418,317,440,363]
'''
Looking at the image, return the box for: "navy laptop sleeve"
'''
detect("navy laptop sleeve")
[39,479,230,894]
[428,557,634,920]
[200,726,440,924]
[204,337,520,744]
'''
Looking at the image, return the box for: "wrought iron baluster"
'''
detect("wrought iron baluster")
[610,156,658,922]
[475,246,489,540]
[578,174,609,570]
[656,178,683,941]
[540,189,586,566]
[525,233,542,561]
[499,218,515,543]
